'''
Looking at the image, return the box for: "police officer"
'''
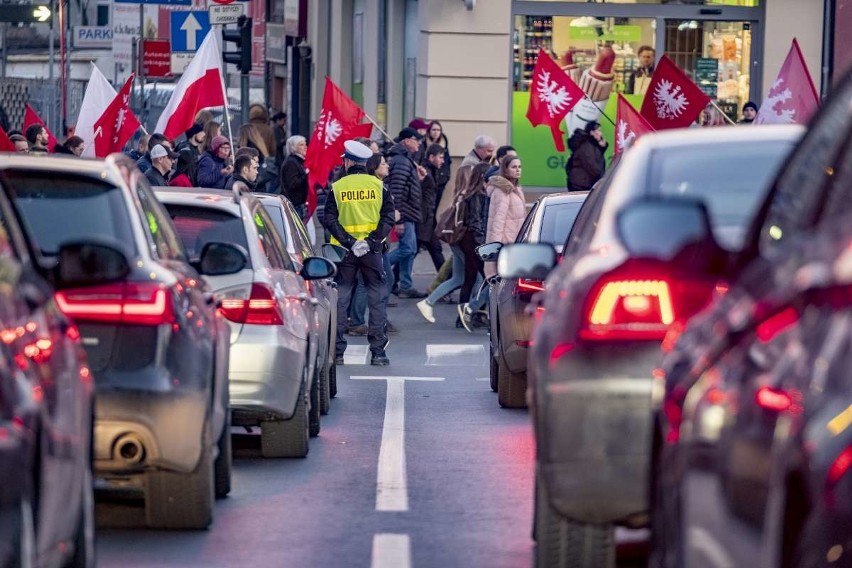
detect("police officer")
[324,140,395,366]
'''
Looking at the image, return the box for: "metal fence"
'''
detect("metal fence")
[0,77,86,136]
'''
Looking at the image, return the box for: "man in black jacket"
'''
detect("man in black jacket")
[144,144,176,187]
[417,144,446,271]
[280,135,309,218]
[385,127,427,298]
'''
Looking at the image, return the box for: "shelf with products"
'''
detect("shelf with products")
[514,15,554,91]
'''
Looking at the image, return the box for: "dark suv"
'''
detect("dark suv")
[0,154,246,530]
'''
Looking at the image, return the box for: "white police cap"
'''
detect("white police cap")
[342,140,373,162]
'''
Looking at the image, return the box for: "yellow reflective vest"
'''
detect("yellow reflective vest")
[329,173,385,245]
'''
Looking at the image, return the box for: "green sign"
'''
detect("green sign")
[568,25,642,43]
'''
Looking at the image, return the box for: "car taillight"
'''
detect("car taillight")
[579,263,715,342]
[55,282,175,326]
[218,283,283,325]
[515,278,545,293]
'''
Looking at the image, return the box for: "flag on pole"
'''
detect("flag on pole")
[93,74,142,157]
[76,63,119,158]
[525,48,586,152]
[615,95,655,154]
[305,77,368,217]
[155,32,226,139]
[639,55,710,130]
[23,104,57,152]
[755,38,820,125]
[0,126,15,152]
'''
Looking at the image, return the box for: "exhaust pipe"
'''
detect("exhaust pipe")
[114,434,146,465]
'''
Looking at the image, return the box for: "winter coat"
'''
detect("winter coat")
[461,148,486,168]
[196,150,229,189]
[225,173,255,193]
[426,136,452,208]
[169,173,193,188]
[465,189,487,247]
[566,129,607,191]
[485,176,525,277]
[136,153,153,174]
[280,153,308,207]
[416,165,440,242]
[144,166,170,188]
[386,142,422,223]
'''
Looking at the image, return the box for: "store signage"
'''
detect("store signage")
[143,39,171,78]
[283,0,299,35]
[266,23,287,63]
[74,26,113,48]
[695,57,719,98]
[569,25,641,43]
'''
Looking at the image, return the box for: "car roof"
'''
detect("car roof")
[153,186,248,216]
[629,124,805,152]
[536,191,589,206]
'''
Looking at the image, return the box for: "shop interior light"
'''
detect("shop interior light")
[678,20,699,31]
[570,16,605,28]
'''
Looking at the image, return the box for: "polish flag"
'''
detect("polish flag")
[23,104,57,152]
[640,55,710,130]
[93,75,142,157]
[155,32,226,140]
[0,126,15,152]
[76,63,118,158]
[755,38,820,125]
[526,48,585,151]
[615,95,654,154]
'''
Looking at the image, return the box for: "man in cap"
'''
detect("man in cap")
[144,144,177,187]
[324,140,395,366]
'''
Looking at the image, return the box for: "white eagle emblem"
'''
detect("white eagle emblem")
[316,110,343,148]
[113,107,127,143]
[536,70,573,118]
[616,120,635,151]
[760,78,796,124]
[653,79,689,120]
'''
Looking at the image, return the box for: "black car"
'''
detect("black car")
[650,71,852,566]
[478,191,587,407]
[0,155,247,530]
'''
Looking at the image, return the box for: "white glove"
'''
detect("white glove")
[351,239,370,258]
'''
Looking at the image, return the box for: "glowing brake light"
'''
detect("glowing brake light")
[218,283,284,325]
[755,386,792,412]
[756,307,799,343]
[516,278,545,293]
[581,279,674,341]
[55,282,175,326]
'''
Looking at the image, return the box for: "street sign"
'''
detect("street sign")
[0,5,51,23]
[73,26,113,48]
[170,11,210,52]
[143,39,171,78]
[209,3,245,25]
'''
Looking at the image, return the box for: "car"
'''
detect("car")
[477,191,588,407]
[155,187,335,458]
[650,71,852,566]
[0,154,245,530]
[255,193,339,410]
[498,124,803,566]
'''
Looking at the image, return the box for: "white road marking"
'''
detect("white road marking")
[687,526,735,568]
[371,534,411,568]
[475,377,490,382]
[350,376,445,512]
[343,345,369,365]
[425,344,486,366]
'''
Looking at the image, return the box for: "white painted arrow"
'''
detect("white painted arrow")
[180,13,202,51]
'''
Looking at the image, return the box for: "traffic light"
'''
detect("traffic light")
[223,15,252,74]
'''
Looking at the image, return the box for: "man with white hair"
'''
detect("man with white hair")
[461,134,496,167]
[280,134,309,218]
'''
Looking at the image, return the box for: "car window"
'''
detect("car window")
[0,190,22,263]
[252,204,295,272]
[515,202,538,243]
[135,182,187,262]
[649,140,793,251]
[563,182,609,259]
[261,203,296,256]
[286,205,314,258]
[164,204,251,264]
[2,170,136,257]
[538,201,584,247]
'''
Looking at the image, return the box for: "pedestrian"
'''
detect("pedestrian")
[324,140,395,367]
[566,121,607,192]
[196,135,233,189]
[418,144,447,272]
[144,144,177,187]
[127,134,149,161]
[461,134,495,168]
[386,127,427,299]
[408,118,430,164]
[169,149,195,187]
[54,135,84,156]
[739,101,758,124]
[455,163,490,329]
[202,121,221,154]
[136,133,170,174]
[25,124,49,154]
[425,120,452,208]
[9,133,28,153]
[174,123,206,185]
[225,153,259,192]
[271,111,288,163]
[628,46,655,95]
[248,104,278,165]
[280,135,309,217]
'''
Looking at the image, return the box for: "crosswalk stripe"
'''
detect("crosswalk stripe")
[371,534,411,568]
[343,345,370,365]
[425,344,486,366]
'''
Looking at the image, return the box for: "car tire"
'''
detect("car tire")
[213,409,232,499]
[261,380,309,458]
[497,359,527,408]
[309,371,321,438]
[144,424,214,530]
[329,360,338,399]
[11,498,36,568]
[489,342,499,393]
[318,358,331,415]
[68,464,96,567]
[536,482,615,568]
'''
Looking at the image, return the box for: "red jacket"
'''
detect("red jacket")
[169,173,193,188]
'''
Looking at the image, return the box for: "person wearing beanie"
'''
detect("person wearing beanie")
[566,121,607,191]
[174,123,206,184]
[196,135,233,189]
[739,101,759,124]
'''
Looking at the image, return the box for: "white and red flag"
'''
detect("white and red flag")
[615,95,655,154]
[155,31,226,139]
[526,48,585,152]
[640,55,710,130]
[305,77,368,216]
[93,74,141,157]
[23,104,57,152]
[755,38,820,125]
[76,64,118,158]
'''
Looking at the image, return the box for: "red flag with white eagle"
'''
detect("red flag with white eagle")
[526,48,585,152]
[755,38,819,125]
[615,95,654,154]
[93,74,141,157]
[305,77,367,216]
[640,55,710,130]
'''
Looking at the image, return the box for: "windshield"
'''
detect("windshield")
[537,201,584,252]
[164,203,250,262]
[3,171,136,256]
[649,139,795,250]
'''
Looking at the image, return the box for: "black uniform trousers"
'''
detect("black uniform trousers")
[335,248,388,357]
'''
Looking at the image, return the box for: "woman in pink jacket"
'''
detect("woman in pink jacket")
[485,155,526,278]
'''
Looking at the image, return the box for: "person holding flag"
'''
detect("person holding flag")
[566,120,607,191]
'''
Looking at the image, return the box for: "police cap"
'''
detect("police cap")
[342,140,373,163]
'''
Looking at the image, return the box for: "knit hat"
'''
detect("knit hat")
[584,120,601,133]
[408,118,430,130]
[210,135,230,153]
[742,101,758,113]
[185,123,204,139]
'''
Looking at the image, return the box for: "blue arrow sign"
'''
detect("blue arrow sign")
[170,11,210,52]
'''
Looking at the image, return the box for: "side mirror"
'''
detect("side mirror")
[321,243,348,263]
[301,256,336,280]
[197,242,248,276]
[476,242,503,262]
[616,198,719,262]
[497,243,556,280]
[56,241,131,288]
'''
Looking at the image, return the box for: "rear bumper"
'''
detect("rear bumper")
[536,342,659,524]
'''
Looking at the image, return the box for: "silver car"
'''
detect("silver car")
[156,188,335,458]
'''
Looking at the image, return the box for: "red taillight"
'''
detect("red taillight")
[516,278,545,293]
[218,283,283,325]
[756,307,799,343]
[755,386,793,412]
[55,282,175,326]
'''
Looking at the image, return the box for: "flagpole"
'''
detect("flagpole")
[362,113,392,142]
[579,94,616,127]
[709,100,737,126]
